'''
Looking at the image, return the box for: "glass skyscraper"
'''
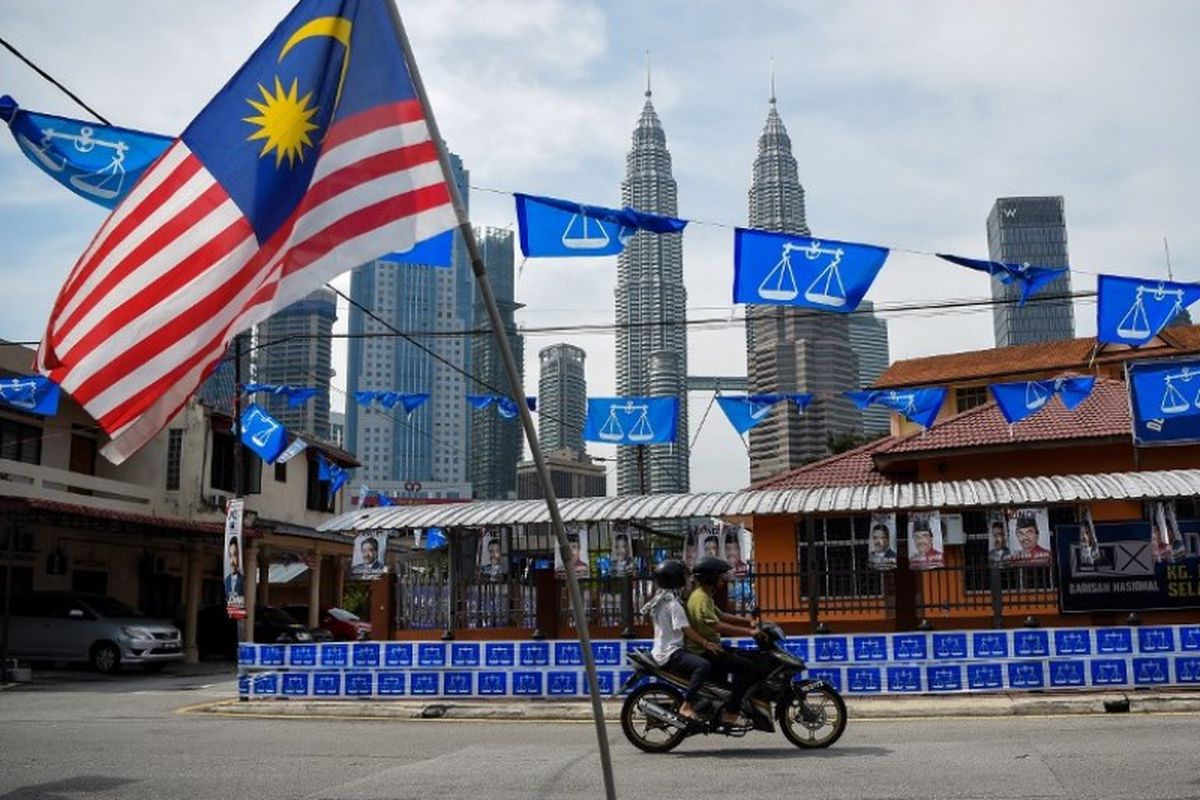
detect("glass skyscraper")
[847,299,890,436]
[345,154,474,498]
[537,343,588,457]
[987,196,1075,346]
[254,288,337,440]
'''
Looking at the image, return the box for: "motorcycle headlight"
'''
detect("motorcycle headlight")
[295,631,313,642]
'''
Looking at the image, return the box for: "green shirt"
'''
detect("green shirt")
[685,586,720,653]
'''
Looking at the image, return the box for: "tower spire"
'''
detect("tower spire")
[769,58,776,106]
[645,49,652,98]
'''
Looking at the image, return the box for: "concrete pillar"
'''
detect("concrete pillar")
[333,557,346,607]
[243,540,258,641]
[307,551,322,628]
[183,543,203,663]
[256,546,270,607]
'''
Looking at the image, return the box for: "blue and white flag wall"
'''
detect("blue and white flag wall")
[239,404,287,464]
[989,376,1096,425]
[241,383,319,408]
[236,624,1200,699]
[515,193,687,258]
[0,95,173,209]
[733,229,889,313]
[584,397,679,445]
[0,374,60,416]
[846,387,947,430]
[936,254,1067,305]
[717,393,812,435]
[1097,275,1200,347]
[355,391,429,415]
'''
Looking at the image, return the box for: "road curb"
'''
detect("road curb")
[186,691,1200,721]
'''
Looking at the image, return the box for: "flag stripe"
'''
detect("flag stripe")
[320,99,424,152]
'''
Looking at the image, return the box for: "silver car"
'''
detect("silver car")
[3,591,183,673]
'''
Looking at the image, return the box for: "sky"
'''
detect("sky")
[2,1,1198,493]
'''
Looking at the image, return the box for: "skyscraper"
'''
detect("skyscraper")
[254,288,337,439]
[345,153,474,498]
[538,343,587,456]
[469,227,524,500]
[745,93,861,484]
[987,196,1075,346]
[847,300,891,436]
[614,84,689,495]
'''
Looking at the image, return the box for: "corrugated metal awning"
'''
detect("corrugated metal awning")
[316,468,1200,532]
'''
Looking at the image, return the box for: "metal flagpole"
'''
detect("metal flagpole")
[388,6,618,798]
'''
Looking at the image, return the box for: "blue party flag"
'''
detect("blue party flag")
[1128,359,1200,422]
[584,397,678,445]
[378,230,453,268]
[514,192,687,258]
[425,527,447,550]
[716,395,782,434]
[845,387,947,429]
[241,383,319,407]
[0,374,61,415]
[733,229,888,312]
[466,394,536,419]
[1097,275,1200,347]
[988,376,1096,424]
[239,404,288,463]
[0,95,173,209]
[936,254,1067,304]
[316,452,348,493]
[276,436,308,464]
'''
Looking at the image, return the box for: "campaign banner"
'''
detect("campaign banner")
[722,522,754,579]
[908,511,944,570]
[478,529,508,581]
[556,524,591,578]
[868,513,898,571]
[1057,519,1200,612]
[987,511,1012,565]
[1128,359,1200,445]
[351,531,388,580]
[607,523,637,578]
[224,499,246,619]
[1007,508,1053,567]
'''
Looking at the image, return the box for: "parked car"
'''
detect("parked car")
[195,605,333,659]
[281,605,373,641]
[0,591,182,674]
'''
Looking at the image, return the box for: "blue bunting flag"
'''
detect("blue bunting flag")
[936,254,1067,305]
[239,404,287,464]
[988,376,1096,425]
[0,374,61,416]
[845,387,947,429]
[1097,275,1200,347]
[515,193,687,258]
[733,229,888,313]
[584,397,679,444]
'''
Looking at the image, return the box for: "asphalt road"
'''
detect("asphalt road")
[3,670,1200,800]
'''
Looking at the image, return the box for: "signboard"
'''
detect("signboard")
[1057,519,1200,612]
[224,498,246,619]
[1128,358,1200,446]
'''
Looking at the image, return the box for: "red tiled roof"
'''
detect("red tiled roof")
[752,437,899,489]
[876,324,1200,388]
[877,377,1130,458]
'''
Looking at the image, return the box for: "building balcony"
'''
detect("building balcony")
[0,457,156,515]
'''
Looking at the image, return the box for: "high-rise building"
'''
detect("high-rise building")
[329,411,345,449]
[517,449,607,500]
[344,153,474,499]
[848,300,891,436]
[987,196,1074,346]
[614,84,688,495]
[254,289,337,439]
[469,227,524,500]
[745,93,861,483]
[537,343,587,456]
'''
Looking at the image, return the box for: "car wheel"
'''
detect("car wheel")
[90,642,121,674]
[142,662,168,674]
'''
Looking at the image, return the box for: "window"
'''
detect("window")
[954,385,989,413]
[0,416,42,464]
[210,429,262,494]
[306,458,335,512]
[274,460,287,483]
[166,429,183,491]
[796,517,883,599]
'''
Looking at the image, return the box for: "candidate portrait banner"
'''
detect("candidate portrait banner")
[224,498,246,619]
[733,228,888,313]
[987,511,1011,566]
[478,529,508,581]
[609,523,637,578]
[868,513,898,571]
[556,524,591,578]
[351,531,389,580]
[1007,508,1052,567]
[584,397,678,445]
[908,511,944,571]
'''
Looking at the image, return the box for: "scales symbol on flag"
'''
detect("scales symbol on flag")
[758,240,847,307]
[1117,284,1187,342]
[17,125,132,201]
[1159,367,1200,415]
[245,408,281,448]
[0,378,41,409]
[598,401,655,443]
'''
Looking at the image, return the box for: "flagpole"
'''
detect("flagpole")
[388,6,618,798]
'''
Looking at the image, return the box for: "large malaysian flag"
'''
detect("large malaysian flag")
[36,0,457,463]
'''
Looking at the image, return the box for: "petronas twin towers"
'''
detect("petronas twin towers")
[614,83,873,495]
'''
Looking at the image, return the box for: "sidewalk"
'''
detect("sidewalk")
[193,689,1200,721]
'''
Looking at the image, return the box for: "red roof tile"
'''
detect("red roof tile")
[751,437,899,489]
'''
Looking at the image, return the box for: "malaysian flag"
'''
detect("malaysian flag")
[36,0,457,463]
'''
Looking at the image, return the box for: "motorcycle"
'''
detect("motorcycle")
[617,620,847,753]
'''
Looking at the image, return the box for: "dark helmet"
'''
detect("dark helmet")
[653,559,687,590]
[692,556,732,581]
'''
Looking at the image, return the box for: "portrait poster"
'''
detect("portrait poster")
[987,511,1011,566]
[478,529,508,580]
[351,531,389,579]
[907,511,944,571]
[1007,507,1051,567]
[720,522,753,578]
[867,513,897,571]
[609,523,636,577]
[556,523,591,578]
[224,498,246,619]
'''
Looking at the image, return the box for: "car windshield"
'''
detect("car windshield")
[81,596,143,618]
[327,607,359,622]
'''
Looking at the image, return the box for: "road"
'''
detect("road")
[2,670,1200,799]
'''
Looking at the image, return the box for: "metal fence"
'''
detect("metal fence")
[395,571,537,631]
[555,575,652,630]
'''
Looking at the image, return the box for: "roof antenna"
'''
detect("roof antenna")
[769,57,776,106]
[1164,236,1174,281]
[645,49,652,97]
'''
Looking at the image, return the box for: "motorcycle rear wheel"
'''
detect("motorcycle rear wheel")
[776,684,847,749]
[620,683,689,753]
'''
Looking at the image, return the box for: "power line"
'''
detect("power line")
[0,36,111,124]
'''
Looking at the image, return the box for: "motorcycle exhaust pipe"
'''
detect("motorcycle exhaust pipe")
[638,699,689,729]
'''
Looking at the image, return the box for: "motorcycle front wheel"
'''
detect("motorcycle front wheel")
[776,683,847,749]
[620,682,689,753]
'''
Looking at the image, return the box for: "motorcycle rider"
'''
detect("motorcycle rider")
[686,556,766,726]
[641,559,712,721]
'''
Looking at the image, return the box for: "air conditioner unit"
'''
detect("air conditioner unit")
[206,494,228,511]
